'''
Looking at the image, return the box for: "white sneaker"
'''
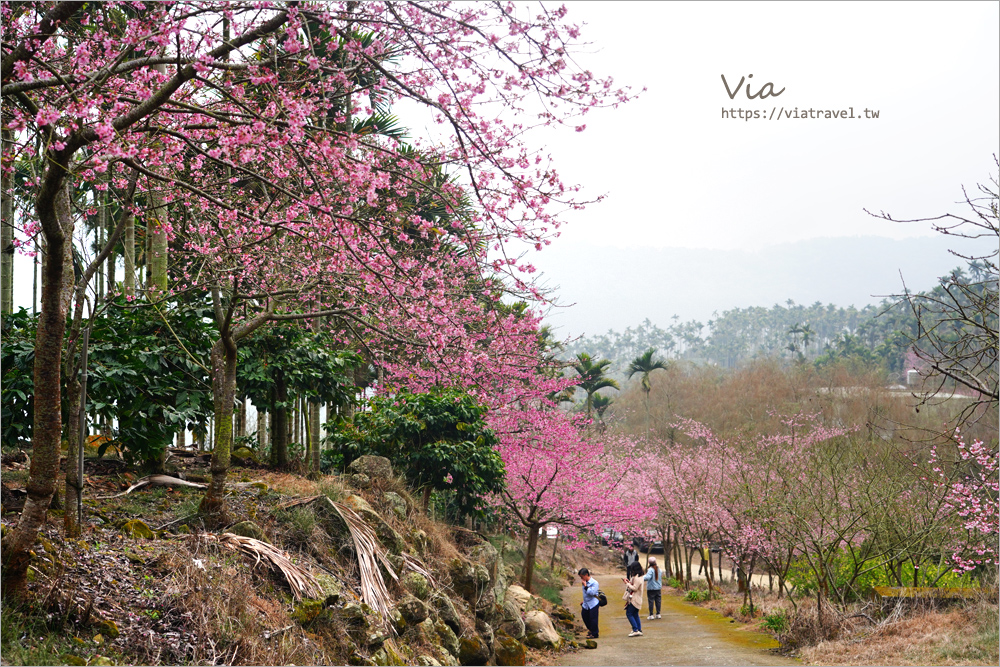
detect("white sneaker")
[628,631,638,637]
[636,631,643,636]
[656,614,661,619]
[647,615,654,620]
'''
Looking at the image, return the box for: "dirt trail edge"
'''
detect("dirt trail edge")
[557,568,798,666]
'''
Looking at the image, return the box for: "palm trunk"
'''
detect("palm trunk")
[310,401,321,472]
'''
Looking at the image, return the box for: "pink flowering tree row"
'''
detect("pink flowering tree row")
[627,411,997,620]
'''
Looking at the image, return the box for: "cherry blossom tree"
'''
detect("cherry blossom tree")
[0,0,635,593]
[927,428,999,573]
[491,404,653,592]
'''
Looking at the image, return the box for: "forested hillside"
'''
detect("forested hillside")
[562,262,995,380]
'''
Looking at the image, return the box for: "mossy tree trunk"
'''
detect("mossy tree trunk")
[200,337,237,528]
[309,401,321,471]
[1,180,73,596]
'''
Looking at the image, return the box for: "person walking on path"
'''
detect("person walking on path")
[623,543,639,570]
[644,556,663,619]
[623,562,645,637]
[578,568,601,639]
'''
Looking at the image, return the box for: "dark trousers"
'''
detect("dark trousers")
[581,604,599,637]
[625,604,642,632]
[647,589,662,614]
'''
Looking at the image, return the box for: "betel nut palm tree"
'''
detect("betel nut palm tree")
[627,347,668,430]
[572,352,619,421]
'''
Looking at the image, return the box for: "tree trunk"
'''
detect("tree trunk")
[703,546,714,593]
[32,237,38,315]
[95,197,105,304]
[65,327,90,538]
[661,527,672,579]
[148,66,169,293]
[310,401,321,472]
[1,129,13,317]
[1,182,73,596]
[522,522,542,592]
[422,486,433,513]
[685,543,694,586]
[295,395,302,448]
[199,337,237,528]
[270,373,289,469]
[303,400,313,470]
[106,210,116,296]
[549,531,560,569]
[123,205,135,297]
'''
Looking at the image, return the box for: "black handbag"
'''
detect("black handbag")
[597,591,608,607]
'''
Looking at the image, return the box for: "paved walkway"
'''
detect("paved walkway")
[558,569,798,666]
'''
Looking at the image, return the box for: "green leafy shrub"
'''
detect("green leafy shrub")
[665,577,684,589]
[786,550,977,601]
[762,609,789,634]
[2,303,215,465]
[684,590,711,602]
[323,389,505,519]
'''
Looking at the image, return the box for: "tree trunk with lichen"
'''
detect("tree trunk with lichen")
[1,183,73,596]
[199,336,237,528]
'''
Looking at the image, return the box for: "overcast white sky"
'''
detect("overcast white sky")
[528,1,999,249]
[517,1,1000,334]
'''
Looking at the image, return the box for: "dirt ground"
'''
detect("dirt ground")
[557,567,797,667]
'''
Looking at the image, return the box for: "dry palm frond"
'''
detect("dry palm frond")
[189,532,322,600]
[276,495,398,628]
[276,495,322,510]
[97,474,207,498]
[322,498,397,622]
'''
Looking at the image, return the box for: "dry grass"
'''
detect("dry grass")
[409,511,461,560]
[800,603,998,666]
[256,472,322,497]
[158,542,336,666]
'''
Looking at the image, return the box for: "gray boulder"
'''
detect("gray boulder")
[523,611,562,650]
[431,594,462,634]
[397,594,430,625]
[348,455,393,480]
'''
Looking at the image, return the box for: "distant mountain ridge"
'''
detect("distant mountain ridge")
[537,234,987,338]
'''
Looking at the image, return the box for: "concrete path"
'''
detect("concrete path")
[557,569,798,666]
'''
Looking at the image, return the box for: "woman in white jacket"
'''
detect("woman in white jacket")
[623,561,645,637]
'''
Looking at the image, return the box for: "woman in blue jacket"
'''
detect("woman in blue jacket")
[644,556,663,619]
[578,568,600,639]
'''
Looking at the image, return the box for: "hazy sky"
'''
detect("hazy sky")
[518,1,1000,334]
[530,1,999,250]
